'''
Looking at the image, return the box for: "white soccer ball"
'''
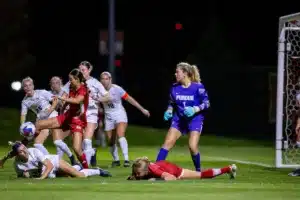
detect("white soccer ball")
[20,122,36,140]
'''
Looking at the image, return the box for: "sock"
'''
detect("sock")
[156,148,169,161]
[200,167,230,179]
[72,164,82,171]
[110,144,120,161]
[56,146,64,158]
[80,169,100,177]
[79,153,88,169]
[83,139,95,165]
[191,152,201,172]
[54,140,73,157]
[33,143,49,155]
[118,137,129,161]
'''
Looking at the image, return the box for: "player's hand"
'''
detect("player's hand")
[164,110,173,121]
[184,106,196,117]
[163,174,177,181]
[142,109,150,117]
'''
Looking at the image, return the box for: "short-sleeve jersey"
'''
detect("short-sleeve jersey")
[148,160,183,178]
[68,84,89,119]
[21,90,53,115]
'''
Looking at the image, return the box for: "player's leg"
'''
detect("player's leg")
[188,132,201,172]
[95,120,106,148]
[107,130,120,167]
[52,128,76,165]
[188,119,203,171]
[35,117,61,133]
[72,131,88,168]
[115,122,130,167]
[156,127,181,161]
[83,109,98,166]
[179,164,237,180]
[33,129,50,155]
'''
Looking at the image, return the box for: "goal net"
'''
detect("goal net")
[276,12,300,168]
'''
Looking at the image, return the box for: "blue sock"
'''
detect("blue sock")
[156,148,169,161]
[191,152,201,171]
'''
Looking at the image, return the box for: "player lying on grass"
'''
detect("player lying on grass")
[10,141,111,179]
[127,157,237,181]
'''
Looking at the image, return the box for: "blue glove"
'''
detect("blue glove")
[164,110,173,121]
[184,106,196,117]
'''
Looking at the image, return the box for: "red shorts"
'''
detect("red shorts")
[56,112,86,134]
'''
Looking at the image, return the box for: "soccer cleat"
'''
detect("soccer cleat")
[228,164,237,179]
[124,160,131,167]
[288,168,300,176]
[97,168,112,177]
[111,160,121,167]
[90,148,97,167]
[69,155,78,166]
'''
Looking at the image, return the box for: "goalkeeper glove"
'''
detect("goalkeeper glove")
[163,110,173,121]
[184,106,200,117]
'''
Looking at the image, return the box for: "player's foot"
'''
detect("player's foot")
[124,160,131,167]
[111,161,121,167]
[97,168,112,177]
[90,148,97,167]
[288,168,300,176]
[228,164,237,179]
[69,155,77,166]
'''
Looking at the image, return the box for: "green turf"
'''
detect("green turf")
[0,108,299,200]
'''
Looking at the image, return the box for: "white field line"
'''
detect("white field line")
[206,156,273,168]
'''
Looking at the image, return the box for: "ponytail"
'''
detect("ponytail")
[190,65,201,83]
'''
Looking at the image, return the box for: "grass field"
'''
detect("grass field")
[0,108,299,200]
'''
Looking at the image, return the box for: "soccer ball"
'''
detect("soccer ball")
[20,122,36,140]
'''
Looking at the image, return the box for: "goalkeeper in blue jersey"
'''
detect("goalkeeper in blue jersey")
[156,62,210,172]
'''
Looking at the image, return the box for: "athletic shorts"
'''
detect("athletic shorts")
[56,112,86,134]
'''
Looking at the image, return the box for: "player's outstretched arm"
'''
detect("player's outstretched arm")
[125,95,150,117]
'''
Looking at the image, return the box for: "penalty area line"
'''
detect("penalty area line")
[206,156,273,168]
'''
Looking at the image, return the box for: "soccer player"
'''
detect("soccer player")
[127,157,237,181]
[11,141,111,179]
[35,68,90,168]
[62,61,110,167]
[49,76,76,164]
[20,77,58,155]
[156,62,210,171]
[94,71,150,167]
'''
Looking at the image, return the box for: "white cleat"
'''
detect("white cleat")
[229,164,237,179]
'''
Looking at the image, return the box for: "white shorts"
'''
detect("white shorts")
[86,108,99,124]
[43,155,60,178]
[104,111,128,131]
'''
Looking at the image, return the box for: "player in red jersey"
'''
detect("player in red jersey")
[34,69,89,168]
[127,157,237,181]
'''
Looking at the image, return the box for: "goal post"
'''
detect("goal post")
[276,12,300,168]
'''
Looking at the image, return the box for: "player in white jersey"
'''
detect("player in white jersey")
[62,61,110,167]
[10,141,111,179]
[96,72,150,167]
[20,77,58,155]
[49,76,76,165]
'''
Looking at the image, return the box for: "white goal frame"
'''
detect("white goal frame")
[276,12,300,168]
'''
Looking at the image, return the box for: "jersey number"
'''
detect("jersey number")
[108,103,115,109]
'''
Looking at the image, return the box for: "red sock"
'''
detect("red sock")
[80,153,88,169]
[200,166,230,179]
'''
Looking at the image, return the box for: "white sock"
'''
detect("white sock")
[212,169,222,176]
[118,137,129,161]
[33,143,49,155]
[72,164,82,171]
[56,146,64,158]
[83,139,95,165]
[54,140,73,157]
[80,169,100,177]
[110,144,119,161]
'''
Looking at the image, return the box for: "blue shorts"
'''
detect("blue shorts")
[170,115,203,135]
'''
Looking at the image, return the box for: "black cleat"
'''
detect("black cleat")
[124,160,131,167]
[111,161,121,167]
[69,155,77,166]
[90,148,97,167]
[98,168,112,177]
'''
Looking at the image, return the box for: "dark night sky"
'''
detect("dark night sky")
[2,1,300,137]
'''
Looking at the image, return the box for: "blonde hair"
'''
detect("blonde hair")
[22,77,33,87]
[100,71,112,79]
[50,76,63,85]
[131,156,150,179]
[176,62,201,83]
